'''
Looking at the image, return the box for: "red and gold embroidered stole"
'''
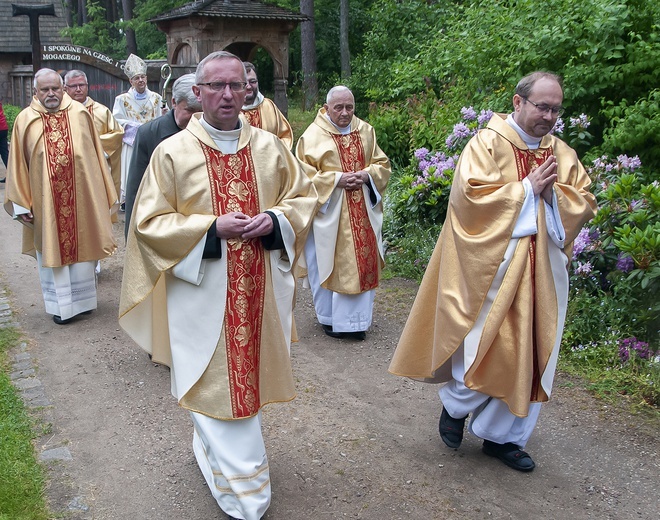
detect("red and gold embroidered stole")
[85,103,94,117]
[332,132,379,292]
[41,111,78,264]
[242,108,262,129]
[512,145,553,401]
[201,143,266,418]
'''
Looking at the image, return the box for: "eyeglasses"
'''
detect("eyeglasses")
[65,83,87,90]
[523,97,565,116]
[247,79,258,86]
[197,81,247,92]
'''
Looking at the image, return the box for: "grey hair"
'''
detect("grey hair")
[515,71,563,98]
[195,51,246,84]
[326,85,353,104]
[172,73,201,110]
[33,68,63,89]
[63,69,87,85]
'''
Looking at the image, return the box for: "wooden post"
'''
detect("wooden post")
[12,3,56,71]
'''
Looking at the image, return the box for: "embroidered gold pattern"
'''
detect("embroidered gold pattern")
[332,132,379,292]
[243,108,262,129]
[201,142,266,418]
[41,111,78,264]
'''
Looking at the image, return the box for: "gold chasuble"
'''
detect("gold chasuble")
[295,108,390,295]
[4,93,118,267]
[84,97,124,208]
[119,116,317,420]
[389,114,597,417]
[242,97,293,149]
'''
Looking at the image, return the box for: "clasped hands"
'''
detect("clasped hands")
[215,212,273,240]
[337,170,369,191]
[527,156,558,206]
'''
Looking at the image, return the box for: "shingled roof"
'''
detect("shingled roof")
[0,1,71,53]
[151,0,307,23]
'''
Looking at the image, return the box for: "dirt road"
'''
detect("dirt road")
[1,179,658,519]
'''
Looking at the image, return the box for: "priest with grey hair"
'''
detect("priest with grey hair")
[124,73,201,237]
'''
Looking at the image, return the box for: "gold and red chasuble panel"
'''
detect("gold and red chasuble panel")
[41,111,78,265]
[242,108,262,129]
[332,132,379,292]
[512,145,553,401]
[201,143,266,418]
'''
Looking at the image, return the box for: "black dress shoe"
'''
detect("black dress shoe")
[482,440,535,472]
[439,407,467,449]
[322,324,344,338]
[52,315,73,325]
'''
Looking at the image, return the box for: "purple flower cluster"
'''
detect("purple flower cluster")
[412,149,458,188]
[575,261,593,276]
[588,154,642,176]
[618,337,655,363]
[616,253,635,273]
[569,114,590,129]
[445,107,493,150]
[550,117,564,135]
[573,227,591,256]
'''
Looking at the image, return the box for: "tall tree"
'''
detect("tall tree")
[121,0,138,55]
[300,0,318,110]
[340,0,350,79]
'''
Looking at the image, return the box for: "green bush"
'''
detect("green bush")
[3,104,21,136]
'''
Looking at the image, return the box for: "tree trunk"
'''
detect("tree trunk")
[63,0,73,27]
[300,0,318,111]
[340,0,351,80]
[121,0,138,55]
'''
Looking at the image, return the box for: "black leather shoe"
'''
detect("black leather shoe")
[52,315,73,325]
[482,440,535,472]
[322,324,344,338]
[439,407,467,449]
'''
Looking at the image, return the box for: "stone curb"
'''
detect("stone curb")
[0,288,91,516]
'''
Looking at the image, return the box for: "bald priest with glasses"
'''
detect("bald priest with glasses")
[389,71,597,473]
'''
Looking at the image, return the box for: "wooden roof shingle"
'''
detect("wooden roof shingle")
[151,0,307,23]
[0,1,71,54]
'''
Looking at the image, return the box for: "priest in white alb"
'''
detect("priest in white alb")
[389,72,597,472]
[296,86,390,341]
[4,68,117,325]
[119,51,317,520]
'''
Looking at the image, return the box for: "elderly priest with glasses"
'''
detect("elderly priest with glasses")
[389,71,597,473]
[119,51,317,520]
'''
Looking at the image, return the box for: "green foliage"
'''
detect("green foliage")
[63,1,126,58]
[0,328,49,520]
[600,89,660,171]
[3,105,21,136]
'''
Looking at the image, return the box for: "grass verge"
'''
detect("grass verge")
[0,327,49,520]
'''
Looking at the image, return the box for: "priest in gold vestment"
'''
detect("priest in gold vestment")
[64,70,123,212]
[296,86,390,341]
[3,69,118,325]
[389,72,597,472]
[119,52,317,520]
[241,62,293,149]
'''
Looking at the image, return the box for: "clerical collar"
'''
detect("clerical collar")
[507,113,542,149]
[325,114,351,135]
[133,89,148,100]
[242,92,264,110]
[199,116,242,154]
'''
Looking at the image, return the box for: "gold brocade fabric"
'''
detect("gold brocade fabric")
[242,97,293,149]
[202,143,266,418]
[295,109,391,294]
[332,132,379,292]
[85,98,123,204]
[3,94,118,267]
[112,88,162,126]
[119,116,318,419]
[389,114,597,417]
